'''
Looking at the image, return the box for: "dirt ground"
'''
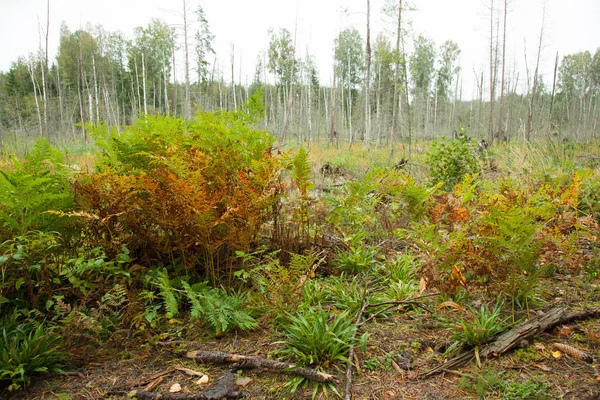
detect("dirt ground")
[11,272,600,400]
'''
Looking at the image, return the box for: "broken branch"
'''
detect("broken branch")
[420,307,600,379]
[186,350,336,383]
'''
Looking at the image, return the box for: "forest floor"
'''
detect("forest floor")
[16,270,600,400]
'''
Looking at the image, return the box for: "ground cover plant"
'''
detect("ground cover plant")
[1,121,600,399]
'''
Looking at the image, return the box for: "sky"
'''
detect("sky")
[1,0,599,98]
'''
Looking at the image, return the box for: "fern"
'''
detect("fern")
[152,268,179,318]
[0,137,73,240]
[182,282,257,334]
[292,147,313,198]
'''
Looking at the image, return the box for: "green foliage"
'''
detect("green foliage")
[236,250,317,314]
[279,307,355,367]
[458,369,502,398]
[182,281,257,334]
[0,137,74,241]
[425,134,480,191]
[76,110,282,282]
[0,231,61,309]
[501,375,552,400]
[446,301,509,350]
[243,86,265,123]
[0,320,66,391]
[333,245,378,274]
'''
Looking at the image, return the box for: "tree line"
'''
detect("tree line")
[0,0,599,152]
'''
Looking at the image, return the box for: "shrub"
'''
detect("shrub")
[74,109,283,283]
[0,320,66,391]
[447,301,509,350]
[0,138,74,242]
[279,307,355,367]
[425,133,480,191]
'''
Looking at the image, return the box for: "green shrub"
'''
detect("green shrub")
[0,137,74,242]
[0,320,66,391]
[446,301,509,351]
[0,231,62,309]
[333,245,378,274]
[75,109,283,283]
[279,307,354,367]
[182,281,258,334]
[425,133,480,191]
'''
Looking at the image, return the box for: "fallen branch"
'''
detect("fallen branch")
[344,291,371,400]
[186,350,336,383]
[128,390,246,400]
[420,308,600,379]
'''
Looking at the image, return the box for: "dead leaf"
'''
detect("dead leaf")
[235,377,253,387]
[144,375,166,392]
[556,325,575,337]
[437,301,465,311]
[419,277,427,295]
[551,350,562,359]
[534,364,552,372]
[196,375,209,385]
[169,383,182,393]
[451,265,467,286]
[174,366,204,377]
[534,342,546,352]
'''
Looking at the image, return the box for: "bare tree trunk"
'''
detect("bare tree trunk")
[401,27,413,158]
[547,52,559,140]
[364,0,372,150]
[28,60,43,137]
[172,36,178,116]
[163,58,170,114]
[231,44,236,109]
[92,56,100,122]
[376,63,382,147]
[282,21,297,146]
[526,5,545,141]
[56,62,64,127]
[390,0,403,155]
[307,59,313,142]
[183,0,191,119]
[78,75,85,139]
[142,53,148,115]
[134,57,141,113]
[496,0,508,142]
[488,0,496,143]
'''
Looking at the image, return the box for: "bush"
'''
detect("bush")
[279,307,355,367]
[74,109,283,283]
[425,133,480,191]
[0,320,66,391]
[0,138,74,242]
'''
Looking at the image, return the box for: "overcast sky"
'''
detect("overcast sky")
[1,0,599,97]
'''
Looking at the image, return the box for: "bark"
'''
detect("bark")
[329,60,337,145]
[496,0,508,142]
[186,350,337,383]
[92,56,100,122]
[183,0,191,119]
[525,9,544,141]
[142,53,148,115]
[420,308,600,379]
[364,0,372,150]
[231,44,236,109]
[488,0,496,143]
[547,52,559,139]
[390,0,402,155]
[28,60,43,137]
[282,21,297,146]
